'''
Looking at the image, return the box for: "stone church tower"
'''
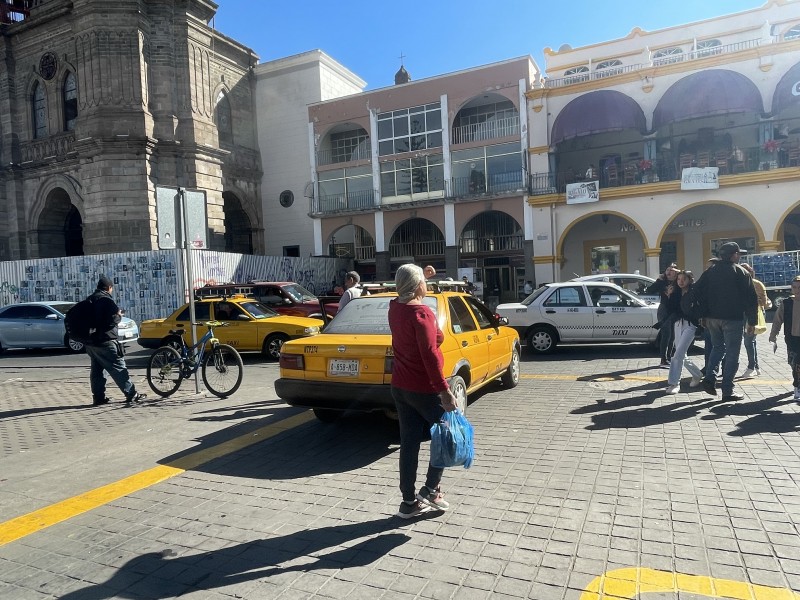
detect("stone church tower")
[0,0,263,260]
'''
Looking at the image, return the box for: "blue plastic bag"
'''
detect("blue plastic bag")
[430,409,474,469]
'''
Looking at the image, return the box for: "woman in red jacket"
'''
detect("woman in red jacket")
[388,264,458,519]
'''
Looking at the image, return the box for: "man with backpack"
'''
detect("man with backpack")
[74,275,146,406]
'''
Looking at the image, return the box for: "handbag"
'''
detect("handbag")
[754,309,767,335]
[430,409,474,469]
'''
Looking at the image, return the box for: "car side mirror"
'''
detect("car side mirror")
[46,314,58,320]
[494,314,509,326]
[284,298,292,305]
[236,314,251,321]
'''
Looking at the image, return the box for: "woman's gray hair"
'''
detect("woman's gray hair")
[395,263,424,302]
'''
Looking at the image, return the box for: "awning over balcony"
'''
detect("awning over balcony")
[551,90,646,145]
[772,61,800,115]
[653,69,763,129]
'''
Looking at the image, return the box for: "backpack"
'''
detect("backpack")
[64,298,97,343]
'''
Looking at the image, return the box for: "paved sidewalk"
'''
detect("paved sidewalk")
[1,338,799,599]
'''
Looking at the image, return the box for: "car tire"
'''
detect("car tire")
[66,335,85,353]
[450,374,468,412]
[313,408,342,423]
[262,333,288,360]
[501,346,520,388]
[527,326,557,355]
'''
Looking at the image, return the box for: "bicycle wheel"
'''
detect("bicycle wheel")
[146,346,184,397]
[201,343,243,398]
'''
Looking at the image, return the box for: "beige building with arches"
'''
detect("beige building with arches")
[527,0,800,283]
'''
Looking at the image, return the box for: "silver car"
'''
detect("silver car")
[496,281,659,354]
[0,301,139,354]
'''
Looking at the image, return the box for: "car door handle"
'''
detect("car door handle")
[487,334,493,340]
[462,341,468,347]
[595,309,606,314]
[545,309,556,314]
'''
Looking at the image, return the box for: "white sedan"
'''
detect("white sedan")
[0,301,139,354]
[496,281,659,354]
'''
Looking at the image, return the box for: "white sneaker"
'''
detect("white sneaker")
[689,377,702,388]
[665,385,679,395]
[794,388,800,400]
[741,368,758,379]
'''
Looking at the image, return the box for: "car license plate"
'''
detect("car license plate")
[328,359,359,377]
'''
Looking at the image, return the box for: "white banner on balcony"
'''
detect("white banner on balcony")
[681,167,719,190]
[566,180,599,204]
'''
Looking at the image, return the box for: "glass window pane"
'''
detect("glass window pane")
[394,138,409,154]
[486,142,519,157]
[410,135,426,151]
[319,179,345,196]
[427,131,442,148]
[428,164,444,191]
[377,119,392,139]
[426,110,441,130]
[412,167,428,193]
[452,147,485,162]
[380,161,395,173]
[380,171,396,196]
[393,116,408,136]
[318,169,345,181]
[428,153,443,165]
[379,140,394,156]
[409,114,424,133]
[346,175,373,192]
[347,165,371,177]
[395,169,412,195]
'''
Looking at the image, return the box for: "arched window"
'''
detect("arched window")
[653,47,684,65]
[32,81,47,139]
[63,72,77,131]
[563,66,589,83]
[785,24,800,41]
[696,39,722,57]
[595,59,623,78]
[215,91,233,145]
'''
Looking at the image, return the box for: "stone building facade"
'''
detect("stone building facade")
[0,0,263,261]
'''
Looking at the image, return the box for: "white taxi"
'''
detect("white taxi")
[496,281,659,354]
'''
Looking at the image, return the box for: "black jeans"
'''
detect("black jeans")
[391,386,445,502]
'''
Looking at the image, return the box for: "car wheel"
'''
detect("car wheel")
[66,335,85,353]
[313,408,342,423]
[527,326,557,355]
[450,374,468,412]
[262,333,289,360]
[501,346,520,388]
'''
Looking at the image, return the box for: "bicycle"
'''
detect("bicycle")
[146,321,244,398]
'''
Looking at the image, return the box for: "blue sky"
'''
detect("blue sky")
[213,1,765,89]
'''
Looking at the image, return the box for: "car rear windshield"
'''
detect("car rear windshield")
[324,296,438,335]
[521,286,549,306]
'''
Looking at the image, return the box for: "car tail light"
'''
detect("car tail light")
[280,353,304,370]
[384,356,394,374]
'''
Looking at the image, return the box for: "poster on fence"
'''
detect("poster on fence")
[566,181,599,204]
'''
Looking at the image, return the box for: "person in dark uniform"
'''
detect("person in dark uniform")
[768,276,800,401]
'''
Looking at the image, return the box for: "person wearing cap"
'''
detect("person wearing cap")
[337,271,362,311]
[84,275,146,406]
[693,242,758,401]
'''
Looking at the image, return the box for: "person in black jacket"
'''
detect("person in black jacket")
[84,275,146,406]
[646,263,678,366]
[693,242,758,401]
[664,270,703,394]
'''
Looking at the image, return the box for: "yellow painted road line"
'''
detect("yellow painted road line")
[0,411,315,546]
[580,567,800,599]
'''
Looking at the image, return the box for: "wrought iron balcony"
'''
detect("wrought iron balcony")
[389,239,445,259]
[452,116,520,145]
[312,188,375,214]
[451,170,526,197]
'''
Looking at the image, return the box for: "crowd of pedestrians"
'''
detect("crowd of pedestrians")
[651,241,769,401]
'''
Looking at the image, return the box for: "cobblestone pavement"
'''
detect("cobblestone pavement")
[1,338,799,599]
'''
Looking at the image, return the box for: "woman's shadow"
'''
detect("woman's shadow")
[60,517,414,599]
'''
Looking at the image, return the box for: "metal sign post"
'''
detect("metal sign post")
[179,188,201,393]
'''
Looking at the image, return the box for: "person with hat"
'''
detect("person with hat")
[84,275,146,406]
[692,242,758,401]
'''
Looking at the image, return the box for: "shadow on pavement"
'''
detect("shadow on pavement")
[700,392,800,436]
[585,396,730,430]
[59,518,410,599]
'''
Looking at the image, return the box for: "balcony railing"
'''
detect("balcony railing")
[461,234,524,254]
[316,144,371,166]
[529,142,800,195]
[20,132,75,163]
[389,239,445,258]
[312,188,375,213]
[451,170,526,197]
[452,116,520,145]
[544,38,761,88]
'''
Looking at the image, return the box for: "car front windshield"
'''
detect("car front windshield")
[324,296,438,335]
[282,284,317,302]
[238,301,280,319]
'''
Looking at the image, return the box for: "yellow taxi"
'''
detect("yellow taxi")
[139,295,323,360]
[275,286,521,421]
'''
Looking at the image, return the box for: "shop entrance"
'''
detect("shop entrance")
[483,266,512,310]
